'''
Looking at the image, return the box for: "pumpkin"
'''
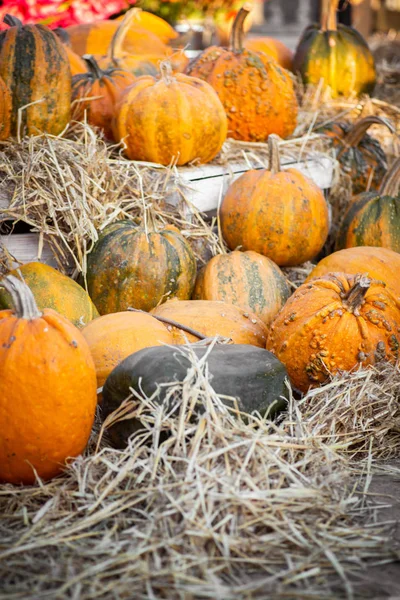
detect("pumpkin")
[81,310,175,389]
[151,299,268,347]
[335,158,400,252]
[185,5,298,142]
[0,74,11,140]
[244,37,294,71]
[0,275,97,484]
[54,27,87,76]
[102,344,289,448]
[86,220,197,315]
[292,0,376,97]
[0,15,71,136]
[220,135,330,267]
[319,116,395,195]
[0,262,98,328]
[71,55,135,139]
[114,9,178,44]
[193,250,291,326]
[267,272,400,393]
[214,8,253,47]
[305,246,400,301]
[113,62,227,166]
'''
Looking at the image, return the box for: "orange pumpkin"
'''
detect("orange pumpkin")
[186,5,298,142]
[54,27,88,76]
[113,62,228,165]
[193,250,291,326]
[0,275,97,484]
[0,74,11,140]
[82,310,175,389]
[72,55,136,139]
[220,135,330,267]
[114,9,178,44]
[151,299,268,347]
[267,272,400,393]
[244,37,293,71]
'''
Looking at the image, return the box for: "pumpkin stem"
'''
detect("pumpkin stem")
[341,116,395,153]
[379,157,400,197]
[3,14,23,28]
[320,0,339,32]
[230,4,252,53]
[268,134,281,174]
[342,274,371,312]
[0,275,42,320]
[82,55,105,80]
[108,7,141,65]
[160,60,174,85]
[128,308,207,340]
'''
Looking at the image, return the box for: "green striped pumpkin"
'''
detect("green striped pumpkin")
[86,221,197,315]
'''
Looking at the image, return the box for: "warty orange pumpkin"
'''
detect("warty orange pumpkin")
[267,272,400,393]
[193,250,291,326]
[0,275,97,484]
[220,135,330,267]
[0,14,71,137]
[185,4,298,142]
[113,62,228,165]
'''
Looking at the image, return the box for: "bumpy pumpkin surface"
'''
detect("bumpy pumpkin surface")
[82,310,175,389]
[0,74,11,140]
[193,250,291,325]
[220,135,330,267]
[0,262,98,328]
[292,0,376,97]
[0,276,97,484]
[102,344,289,448]
[244,37,293,70]
[335,158,400,252]
[186,5,297,142]
[319,116,394,195]
[113,63,227,165]
[72,55,135,139]
[267,273,400,393]
[0,15,71,136]
[86,220,197,315]
[151,299,268,347]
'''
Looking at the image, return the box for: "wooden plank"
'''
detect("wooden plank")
[0,233,59,268]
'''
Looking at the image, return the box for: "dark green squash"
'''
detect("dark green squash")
[86,220,197,315]
[102,344,290,448]
[336,157,400,251]
[292,0,376,98]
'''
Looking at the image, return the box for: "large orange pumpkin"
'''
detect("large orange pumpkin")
[186,5,298,142]
[0,74,11,140]
[267,272,400,393]
[193,250,291,326]
[72,54,135,139]
[151,299,268,347]
[113,62,228,165]
[220,135,330,267]
[82,310,175,389]
[0,275,97,484]
[114,9,178,44]
[244,37,293,71]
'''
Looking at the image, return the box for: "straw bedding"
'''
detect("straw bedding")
[1,55,400,598]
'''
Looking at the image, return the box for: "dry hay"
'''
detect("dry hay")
[1,345,400,600]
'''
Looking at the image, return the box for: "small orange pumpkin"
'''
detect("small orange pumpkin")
[220,135,330,267]
[113,62,228,165]
[267,272,400,393]
[244,37,293,71]
[54,27,88,76]
[0,275,97,484]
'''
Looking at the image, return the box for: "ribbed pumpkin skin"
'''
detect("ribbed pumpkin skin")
[293,24,376,97]
[86,221,197,315]
[186,48,297,142]
[267,273,400,393]
[220,168,329,267]
[72,58,136,140]
[193,251,291,326]
[82,311,174,389]
[0,262,99,328]
[151,299,268,347]
[0,21,71,136]
[305,246,400,300]
[320,121,387,195]
[113,71,227,165]
[244,37,294,70]
[335,192,400,252]
[0,75,11,140]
